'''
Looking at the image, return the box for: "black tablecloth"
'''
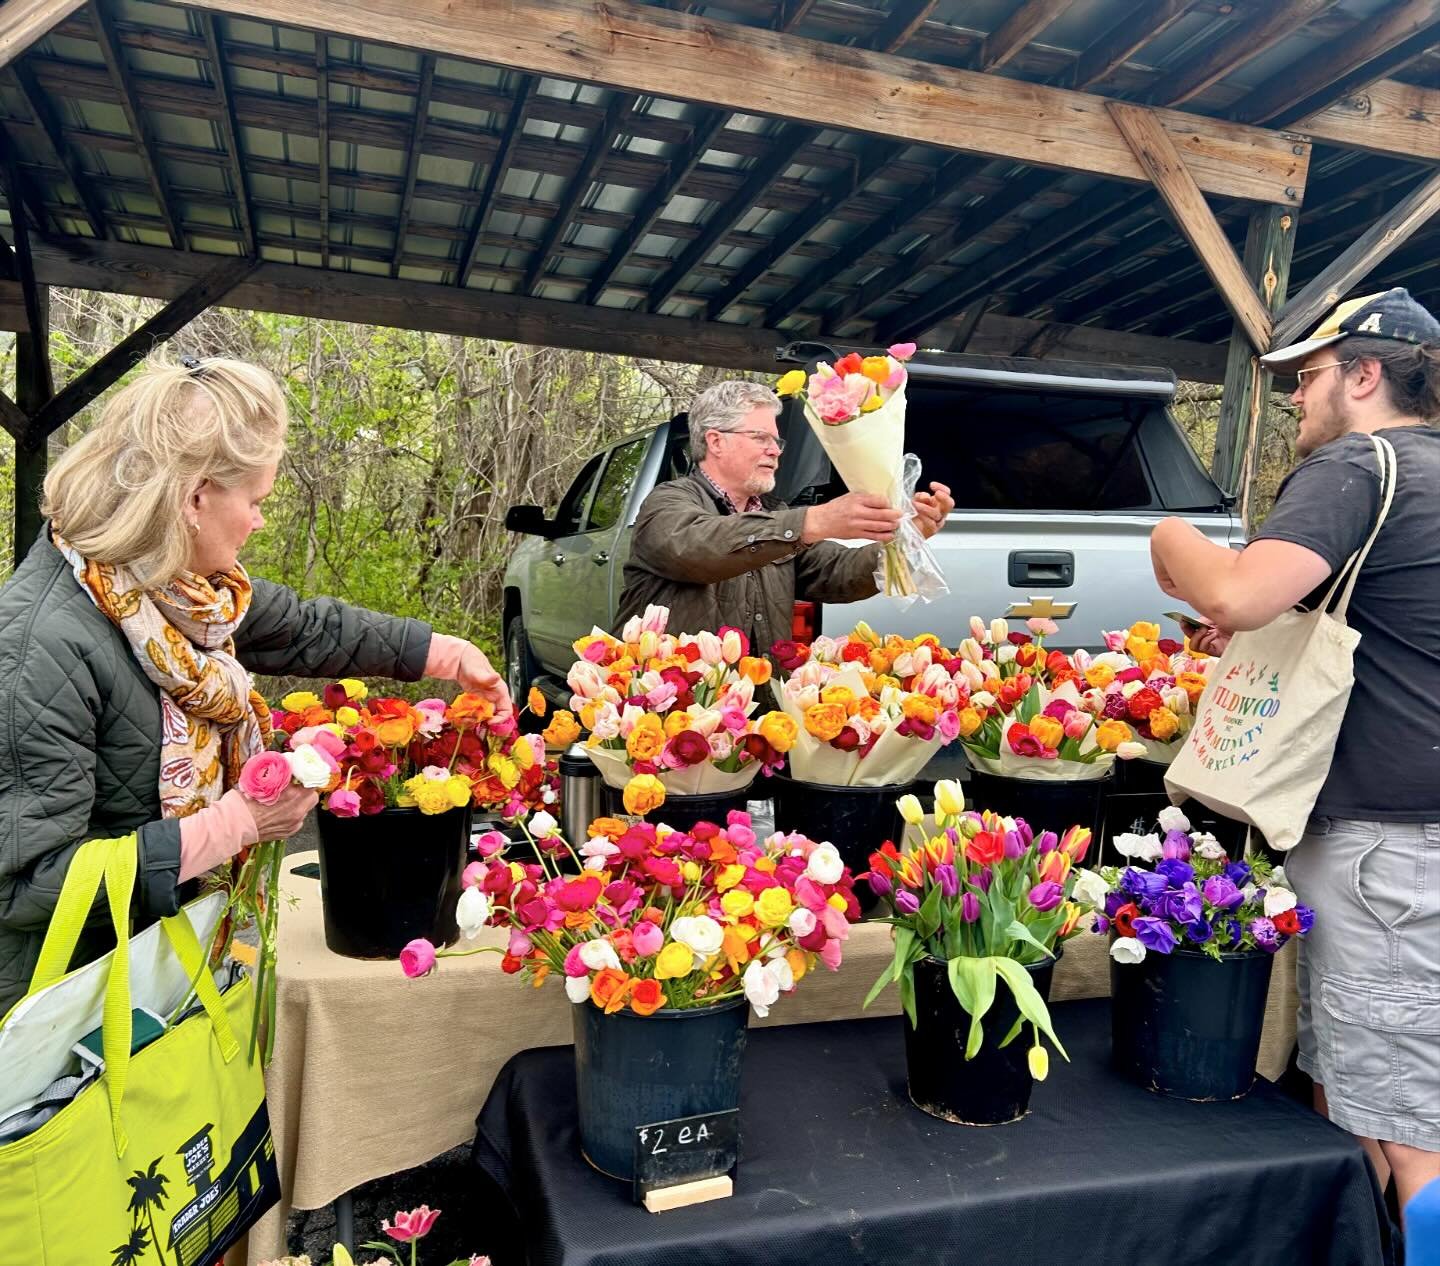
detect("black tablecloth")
[472,999,1391,1266]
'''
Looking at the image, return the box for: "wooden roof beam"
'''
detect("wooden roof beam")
[456,74,535,289]
[181,0,1309,204]
[1069,0,1199,91]
[977,0,1078,74]
[9,61,108,238]
[199,13,258,258]
[90,0,183,249]
[1295,78,1440,164]
[316,35,329,269]
[0,0,85,69]
[391,54,435,278]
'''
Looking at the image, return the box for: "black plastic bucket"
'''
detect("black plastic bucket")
[316,805,470,959]
[966,767,1111,840]
[771,773,912,914]
[600,784,753,834]
[573,996,750,1180]
[906,953,1058,1125]
[1110,945,1275,1100]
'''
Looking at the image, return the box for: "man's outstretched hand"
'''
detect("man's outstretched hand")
[912,482,953,539]
[803,492,903,544]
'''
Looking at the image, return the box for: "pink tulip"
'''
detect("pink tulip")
[399,939,437,979]
[1063,711,1091,741]
[237,751,292,806]
[383,1206,441,1243]
[327,788,361,817]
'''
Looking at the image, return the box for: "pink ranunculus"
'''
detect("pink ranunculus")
[887,342,917,361]
[462,860,487,888]
[474,829,507,858]
[631,920,664,957]
[556,875,603,912]
[327,787,361,817]
[399,939,437,979]
[383,1205,441,1243]
[563,943,589,977]
[415,698,447,736]
[819,937,844,970]
[508,930,533,957]
[237,751,292,806]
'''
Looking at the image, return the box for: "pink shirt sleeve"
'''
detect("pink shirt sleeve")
[178,789,260,881]
[424,632,468,680]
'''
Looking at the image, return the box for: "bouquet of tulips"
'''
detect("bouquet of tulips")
[1084,620,1215,764]
[566,605,794,809]
[400,808,861,1019]
[863,784,1094,1078]
[776,343,946,604]
[951,616,1147,781]
[769,623,963,785]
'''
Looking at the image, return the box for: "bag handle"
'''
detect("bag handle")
[162,909,241,1063]
[1320,434,1398,618]
[26,835,126,995]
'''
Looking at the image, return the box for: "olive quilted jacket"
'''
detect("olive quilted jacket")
[0,529,432,1015]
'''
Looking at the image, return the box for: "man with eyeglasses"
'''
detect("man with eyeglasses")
[1147,287,1440,1226]
[616,378,952,651]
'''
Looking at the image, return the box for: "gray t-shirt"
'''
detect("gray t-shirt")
[1252,425,1440,820]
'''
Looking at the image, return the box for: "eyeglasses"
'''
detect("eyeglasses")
[724,428,785,453]
[1294,358,1356,386]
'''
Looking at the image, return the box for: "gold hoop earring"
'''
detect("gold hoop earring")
[188,520,200,535]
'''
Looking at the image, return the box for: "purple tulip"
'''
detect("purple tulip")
[866,870,892,897]
[1027,881,1063,913]
[895,890,921,915]
[971,868,994,894]
[1036,830,1059,854]
[936,863,959,898]
[1003,830,1026,860]
[1133,916,1177,955]
[961,892,981,923]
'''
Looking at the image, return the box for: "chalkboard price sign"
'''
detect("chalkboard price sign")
[631,1108,739,1205]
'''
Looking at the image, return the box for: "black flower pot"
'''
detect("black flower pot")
[315,804,470,959]
[771,772,913,915]
[573,996,750,1180]
[905,953,1058,1125]
[966,767,1111,841]
[1110,945,1275,1101]
[600,784,752,834]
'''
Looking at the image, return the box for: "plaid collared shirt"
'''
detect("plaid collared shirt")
[696,464,763,515]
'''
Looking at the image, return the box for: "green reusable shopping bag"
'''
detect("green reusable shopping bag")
[0,835,280,1266]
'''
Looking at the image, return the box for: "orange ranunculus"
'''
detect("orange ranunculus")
[1177,671,1209,704]
[1148,707,1180,741]
[803,703,847,741]
[374,714,417,748]
[527,686,547,717]
[449,692,496,727]
[589,967,633,1014]
[785,948,809,983]
[626,714,666,762]
[542,710,582,748]
[663,709,692,738]
[1084,664,1116,690]
[901,695,939,725]
[1029,715,1064,750]
[300,704,336,729]
[758,711,798,753]
[721,925,753,970]
[587,816,627,841]
[623,774,666,817]
[738,655,772,685]
[1095,719,1133,752]
[958,706,984,737]
[629,977,665,1016]
[819,684,858,713]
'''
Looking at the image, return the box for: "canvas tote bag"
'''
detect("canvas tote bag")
[1165,433,1397,850]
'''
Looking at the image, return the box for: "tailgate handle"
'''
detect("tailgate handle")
[1009,550,1074,588]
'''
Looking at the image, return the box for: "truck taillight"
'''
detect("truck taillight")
[792,600,817,644]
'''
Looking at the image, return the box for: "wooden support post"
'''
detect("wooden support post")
[12,277,51,565]
[1211,205,1298,507]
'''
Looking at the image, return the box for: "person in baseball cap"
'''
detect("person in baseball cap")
[1261,285,1440,372]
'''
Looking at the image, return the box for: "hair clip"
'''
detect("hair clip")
[179,354,201,371]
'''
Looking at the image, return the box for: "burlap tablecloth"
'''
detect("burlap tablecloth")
[246,852,1299,1264]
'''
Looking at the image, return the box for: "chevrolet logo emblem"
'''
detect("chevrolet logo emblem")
[1005,597,1076,620]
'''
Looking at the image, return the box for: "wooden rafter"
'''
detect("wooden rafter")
[26,255,258,439]
[1159,0,1340,108]
[391,55,435,278]
[10,60,108,238]
[1271,168,1440,348]
[0,155,49,392]
[0,391,26,442]
[199,12,257,257]
[1105,101,1271,353]
[978,0,1077,73]
[316,35,329,268]
[521,93,628,296]
[1296,78,1440,163]
[90,0,183,248]
[868,0,940,57]
[0,0,85,69]
[181,0,1309,204]
[456,75,534,289]
[1069,0,1198,91]
[0,120,55,233]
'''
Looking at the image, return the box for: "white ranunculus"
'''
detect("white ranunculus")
[1157,806,1192,835]
[1263,886,1297,917]
[1113,832,1162,862]
[455,885,492,939]
[743,959,780,1018]
[579,939,621,972]
[805,843,844,885]
[788,908,816,938]
[671,915,725,957]
[1109,936,1147,964]
[1070,868,1110,910]
[564,974,591,1004]
[285,744,333,790]
[529,810,560,839]
[766,956,794,994]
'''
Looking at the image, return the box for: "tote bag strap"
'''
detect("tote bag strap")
[26,835,125,994]
[162,908,241,1063]
[1318,433,1398,618]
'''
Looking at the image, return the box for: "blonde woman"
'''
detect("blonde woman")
[0,356,511,1015]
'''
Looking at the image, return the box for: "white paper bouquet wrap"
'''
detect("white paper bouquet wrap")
[966,680,1117,781]
[582,745,760,796]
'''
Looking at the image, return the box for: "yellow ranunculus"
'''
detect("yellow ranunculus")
[445,775,473,807]
[721,889,755,919]
[281,690,321,712]
[410,780,454,815]
[681,860,702,882]
[625,714,666,762]
[827,892,848,913]
[488,752,520,789]
[785,948,809,982]
[336,706,360,727]
[1030,716,1064,749]
[758,711,798,753]
[860,393,883,413]
[1095,719,1134,752]
[512,737,535,770]
[542,710,582,748]
[775,369,807,397]
[623,773,666,817]
[715,863,747,892]
[655,941,695,980]
[339,678,367,701]
[958,707,984,738]
[1148,707,1180,741]
[756,886,794,928]
[860,355,892,384]
[1084,664,1116,690]
[803,703,847,742]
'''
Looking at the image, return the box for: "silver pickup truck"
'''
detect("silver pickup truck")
[502,349,1239,708]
